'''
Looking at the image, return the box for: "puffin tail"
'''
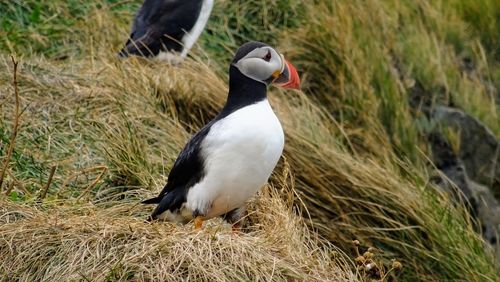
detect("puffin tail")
[141,197,161,204]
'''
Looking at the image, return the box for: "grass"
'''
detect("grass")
[0,0,498,281]
[0,182,355,281]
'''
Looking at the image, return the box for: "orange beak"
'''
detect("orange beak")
[276,60,301,90]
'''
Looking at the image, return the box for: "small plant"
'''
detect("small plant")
[352,240,403,281]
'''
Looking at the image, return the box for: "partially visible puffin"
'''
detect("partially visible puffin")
[118,0,214,60]
[143,41,300,230]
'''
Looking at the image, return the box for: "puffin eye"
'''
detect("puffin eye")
[263,50,272,62]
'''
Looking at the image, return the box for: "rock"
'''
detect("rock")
[468,180,500,264]
[468,181,500,246]
[432,106,500,198]
[429,131,500,260]
[428,132,471,198]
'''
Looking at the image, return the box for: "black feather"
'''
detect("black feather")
[119,0,204,57]
[146,122,211,217]
[141,197,161,204]
[145,41,271,219]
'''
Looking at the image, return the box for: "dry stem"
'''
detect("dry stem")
[0,56,20,190]
[39,166,57,200]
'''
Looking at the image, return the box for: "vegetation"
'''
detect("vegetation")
[0,0,498,281]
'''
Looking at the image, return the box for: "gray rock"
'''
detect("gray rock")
[468,181,500,247]
[432,106,499,197]
[429,131,499,260]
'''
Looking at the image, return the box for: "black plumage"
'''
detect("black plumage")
[119,0,205,57]
[144,42,270,221]
[144,124,209,220]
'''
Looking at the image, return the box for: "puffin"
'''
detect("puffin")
[118,0,214,60]
[142,41,301,230]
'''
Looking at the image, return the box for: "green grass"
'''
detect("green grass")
[0,0,138,57]
[0,0,498,281]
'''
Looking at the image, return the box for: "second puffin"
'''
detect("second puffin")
[143,41,301,230]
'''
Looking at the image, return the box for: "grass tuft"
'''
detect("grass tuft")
[0,0,498,281]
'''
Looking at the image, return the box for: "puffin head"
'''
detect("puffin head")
[231,41,300,90]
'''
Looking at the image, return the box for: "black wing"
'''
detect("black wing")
[143,121,215,220]
[119,0,203,57]
[161,125,211,196]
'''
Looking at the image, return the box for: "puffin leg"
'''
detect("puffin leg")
[231,222,242,234]
[194,216,204,230]
[221,206,247,234]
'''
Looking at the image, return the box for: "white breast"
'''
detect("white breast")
[180,0,214,58]
[186,99,284,218]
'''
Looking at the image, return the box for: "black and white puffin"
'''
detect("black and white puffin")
[143,41,301,230]
[118,0,214,60]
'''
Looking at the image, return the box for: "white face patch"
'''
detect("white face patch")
[233,47,284,83]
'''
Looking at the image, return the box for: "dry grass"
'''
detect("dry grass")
[0,52,357,281]
[280,1,498,280]
[0,0,498,281]
[0,178,355,281]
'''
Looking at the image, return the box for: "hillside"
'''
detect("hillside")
[0,0,498,281]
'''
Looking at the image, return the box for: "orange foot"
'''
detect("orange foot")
[231,222,241,235]
[194,216,204,230]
